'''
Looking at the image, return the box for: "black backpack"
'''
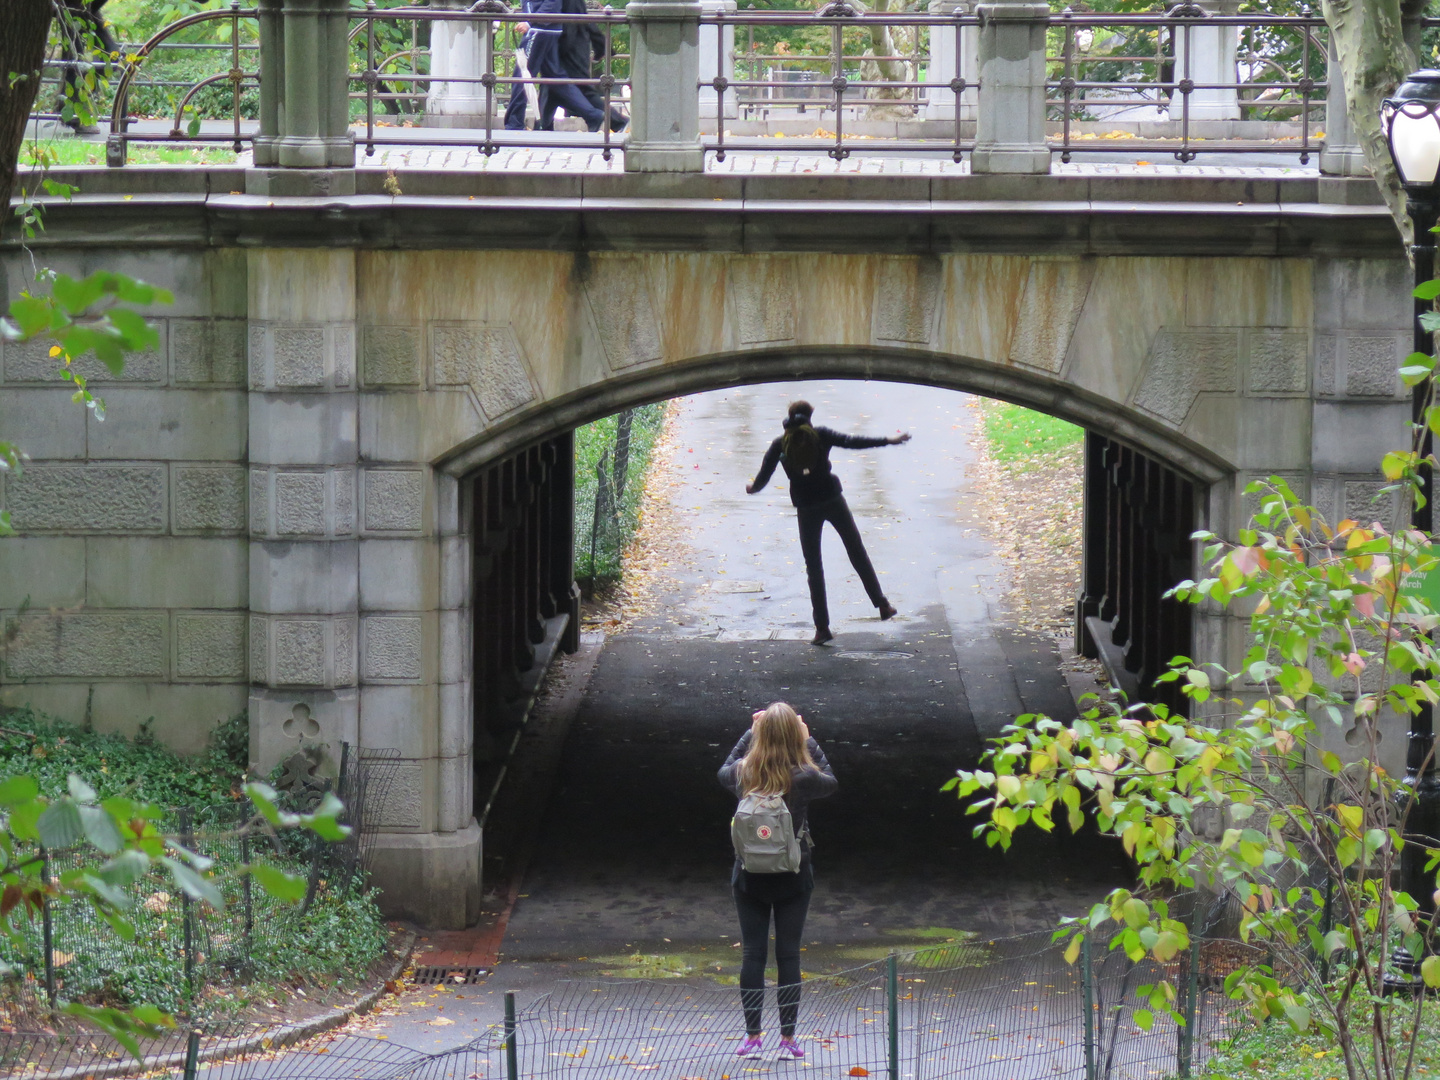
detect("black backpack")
[781,423,822,479]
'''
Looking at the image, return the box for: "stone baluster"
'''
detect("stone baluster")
[1178,0,1240,122]
[625,0,704,171]
[1319,33,1367,177]
[923,0,977,123]
[426,0,498,128]
[971,2,1049,174]
[246,0,356,195]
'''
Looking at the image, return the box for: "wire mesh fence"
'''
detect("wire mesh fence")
[0,744,405,1076]
[99,895,1265,1080]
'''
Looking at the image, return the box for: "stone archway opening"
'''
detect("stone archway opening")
[452,371,1211,881]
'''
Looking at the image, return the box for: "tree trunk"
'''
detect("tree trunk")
[1323,0,1415,243]
[864,0,913,118]
[1,0,54,215]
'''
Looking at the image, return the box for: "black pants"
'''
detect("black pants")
[734,885,812,1036]
[796,495,886,631]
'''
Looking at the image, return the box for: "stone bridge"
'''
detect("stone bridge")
[0,154,1411,924]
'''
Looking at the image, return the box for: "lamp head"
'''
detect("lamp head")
[1383,69,1440,195]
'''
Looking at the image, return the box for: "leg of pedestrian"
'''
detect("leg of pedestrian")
[826,497,896,619]
[797,506,832,644]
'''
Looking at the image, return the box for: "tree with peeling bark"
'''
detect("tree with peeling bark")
[1324,0,1431,240]
[0,0,55,211]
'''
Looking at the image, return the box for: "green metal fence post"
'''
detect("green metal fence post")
[1178,924,1198,1078]
[1081,935,1096,1080]
[180,807,195,1007]
[505,990,519,1080]
[887,953,899,1080]
[238,802,253,976]
[39,847,55,1008]
[182,1029,201,1080]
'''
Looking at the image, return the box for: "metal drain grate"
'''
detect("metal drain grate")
[412,965,490,985]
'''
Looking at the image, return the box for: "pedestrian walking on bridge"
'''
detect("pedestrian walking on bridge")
[718,703,837,1060]
[746,400,910,645]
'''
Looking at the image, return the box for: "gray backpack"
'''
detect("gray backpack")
[731,792,802,874]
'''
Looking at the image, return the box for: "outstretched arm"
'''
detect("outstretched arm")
[746,437,784,495]
[818,426,910,450]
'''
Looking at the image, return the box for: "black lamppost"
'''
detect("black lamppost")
[1381,69,1440,993]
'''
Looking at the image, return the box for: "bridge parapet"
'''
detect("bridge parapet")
[73,1,1391,178]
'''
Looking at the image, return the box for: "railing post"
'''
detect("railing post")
[970,2,1049,174]
[1081,935,1096,1080]
[427,0,494,127]
[248,0,356,194]
[39,848,55,1009]
[886,953,899,1080]
[1183,1,1240,122]
[504,990,519,1080]
[253,0,285,166]
[698,0,737,121]
[624,0,704,171]
[1319,32,1367,176]
[923,0,976,122]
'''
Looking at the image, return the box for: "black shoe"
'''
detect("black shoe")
[608,109,629,133]
[879,602,897,621]
[811,627,834,646]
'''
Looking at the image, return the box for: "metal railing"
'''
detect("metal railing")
[32,1,1411,170]
[1048,6,1329,164]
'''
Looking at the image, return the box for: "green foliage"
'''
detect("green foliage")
[979,400,1083,470]
[1202,1000,1440,1080]
[575,404,668,586]
[0,707,248,808]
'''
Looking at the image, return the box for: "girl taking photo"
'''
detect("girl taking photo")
[717,702,837,1060]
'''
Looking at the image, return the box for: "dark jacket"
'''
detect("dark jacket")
[558,0,605,79]
[750,425,893,508]
[718,730,837,894]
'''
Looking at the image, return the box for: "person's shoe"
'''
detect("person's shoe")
[608,108,629,132]
[879,602,898,621]
[777,1037,805,1060]
[810,627,834,646]
[736,1035,764,1058]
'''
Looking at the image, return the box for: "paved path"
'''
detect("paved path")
[351,382,1129,1058]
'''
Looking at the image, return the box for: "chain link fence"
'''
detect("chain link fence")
[574,404,668,593]
[0,746,405,1078]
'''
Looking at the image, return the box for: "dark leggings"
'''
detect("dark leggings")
[733,886,812,1036]
[796,495,886,631]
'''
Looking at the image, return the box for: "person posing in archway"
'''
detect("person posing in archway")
[746,400,910,645]
[718,702,837,1060]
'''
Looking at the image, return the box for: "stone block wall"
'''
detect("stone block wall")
[0,249,249,754]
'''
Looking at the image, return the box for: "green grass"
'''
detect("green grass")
[17,138,238,169]
[1200,1002,1440,1080]
[575,403,669,585]
[979,400,1083,470]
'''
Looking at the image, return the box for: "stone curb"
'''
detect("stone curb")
[30,930,416,1080]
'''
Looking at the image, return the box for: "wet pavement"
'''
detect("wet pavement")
[364,381,1131,1054]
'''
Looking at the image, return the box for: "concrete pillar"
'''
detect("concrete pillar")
[277,0,354,167]
[1176,1,1239,122]
[1320,35,1368,177]
[246,249,361,784]
[971,2,1049,174]
[625,0,704,172]
[698,0,737,121]
[923,0,977,123]
[253,0,284,167]
[425,0,498,128]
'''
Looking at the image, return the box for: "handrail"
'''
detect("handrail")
[106,3,259,166]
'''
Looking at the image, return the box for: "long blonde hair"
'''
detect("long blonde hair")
[738,702,816,796]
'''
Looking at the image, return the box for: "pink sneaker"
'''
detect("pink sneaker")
[778,1037,804,1060]
[736,1035,764,1058]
